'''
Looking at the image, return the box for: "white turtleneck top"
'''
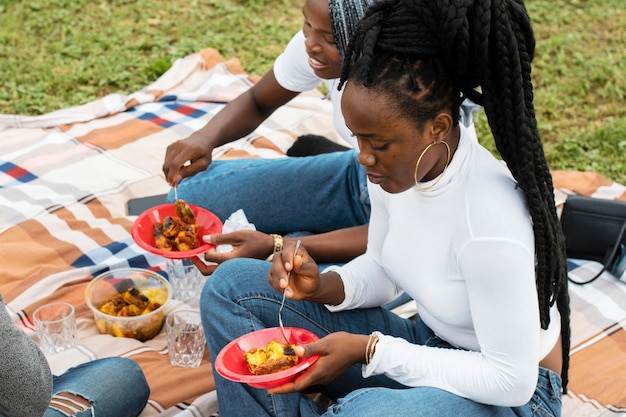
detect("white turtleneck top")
[328,125,561,406]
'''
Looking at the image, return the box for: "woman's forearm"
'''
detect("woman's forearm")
[285,224,368,263]
[194,69,300,149]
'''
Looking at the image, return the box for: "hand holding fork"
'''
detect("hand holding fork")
[278,239,302,344]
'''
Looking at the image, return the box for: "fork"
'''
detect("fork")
[278,239,302,344]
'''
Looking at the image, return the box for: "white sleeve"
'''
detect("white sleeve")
[325,254,401,311]
[363,238,542,407]
[326,183,402,311]
[273,31,323,92]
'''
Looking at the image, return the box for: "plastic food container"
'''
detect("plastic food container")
[85,268,171,341]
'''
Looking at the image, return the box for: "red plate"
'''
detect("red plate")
[131,203,222,259]
[215,327,320,389]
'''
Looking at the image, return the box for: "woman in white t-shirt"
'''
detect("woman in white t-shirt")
[162,0,375,274]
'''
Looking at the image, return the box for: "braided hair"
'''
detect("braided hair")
[329,0,377,59]
[340,0,571,390]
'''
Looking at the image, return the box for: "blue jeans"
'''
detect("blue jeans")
[169,151,370,234]
[45,357,150,417]
[200,258,562,417]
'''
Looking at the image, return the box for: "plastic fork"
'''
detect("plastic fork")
[278,239,302,344]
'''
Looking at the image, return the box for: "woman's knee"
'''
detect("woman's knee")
[99,358,148,388]
[203,259,269,294]
[49,358,149,417]
[200,259,271,308]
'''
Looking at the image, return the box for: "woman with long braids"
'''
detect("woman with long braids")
[162,0,478,274]
[200,0,569,415]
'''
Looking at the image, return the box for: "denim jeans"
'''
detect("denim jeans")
[200,258,562,417]
[45,357,150,417]
[169,150,370,234]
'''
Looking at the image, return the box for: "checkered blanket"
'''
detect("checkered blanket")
[1,48,624,416]
[0,48,337,417]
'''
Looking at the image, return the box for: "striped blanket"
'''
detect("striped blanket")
[1,49,624,416]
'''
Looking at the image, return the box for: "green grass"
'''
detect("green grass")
[1,0,625,184]
[0,0,302,113]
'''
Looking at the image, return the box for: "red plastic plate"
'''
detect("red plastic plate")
[215,327,320,389]
[131,203,222,259]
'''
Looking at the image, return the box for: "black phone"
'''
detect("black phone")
[126,194,168,216]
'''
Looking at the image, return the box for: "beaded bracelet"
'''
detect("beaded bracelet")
[266,234,284,262]
[365,332,379,365]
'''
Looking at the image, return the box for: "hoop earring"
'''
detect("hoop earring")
[414,140,451,191]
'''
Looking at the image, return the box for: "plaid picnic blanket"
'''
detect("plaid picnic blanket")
[0,48,337,417]
[554,173,626,416]
[1,48,624,416]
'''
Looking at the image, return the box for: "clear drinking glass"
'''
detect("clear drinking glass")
[166,310,205,368]
[166,258,206,301]
[33,302,77,355]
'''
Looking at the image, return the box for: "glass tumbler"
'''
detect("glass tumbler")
[166,258,206,301]
[166,310,205,368]
[33,302,77,355]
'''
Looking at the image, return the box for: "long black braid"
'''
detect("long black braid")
[329,0,377,59]
[340,0,570,391]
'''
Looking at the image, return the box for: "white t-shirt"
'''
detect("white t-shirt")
[328,125,561,406]
[273,30,356,148]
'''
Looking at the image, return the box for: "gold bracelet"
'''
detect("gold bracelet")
[365,332,379,365]
[266,234,284,262]
[270,234,283,254]
[365,334,373,364]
